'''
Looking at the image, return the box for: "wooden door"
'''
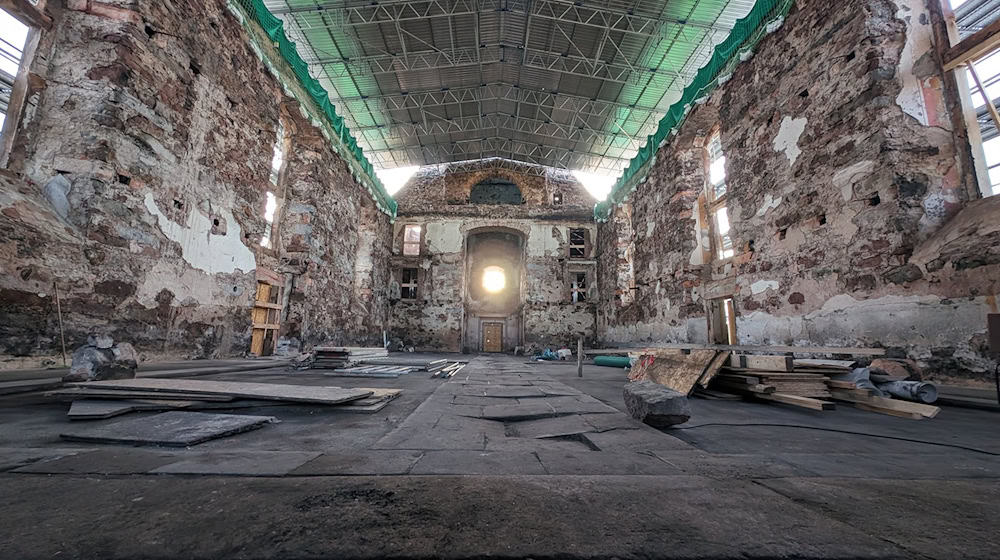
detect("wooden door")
[251,275,284,356]
[482,322,503,352]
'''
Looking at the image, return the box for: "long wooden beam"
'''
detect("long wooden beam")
[585,344,887,356]
[944,17,1000,71]
[0,0,52,30]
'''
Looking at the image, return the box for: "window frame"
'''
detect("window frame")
[400,268,418,300]
[402,224,422,256]
[570,270,588,303]
[568,228,587,259]
[705,131,735,260]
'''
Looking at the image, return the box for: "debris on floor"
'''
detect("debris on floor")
[320,356,466,378]
[310,347,389,369]
[47,378,400,420]
[59,411,277,446]
[623,380,691,427]
[62,334,138,382]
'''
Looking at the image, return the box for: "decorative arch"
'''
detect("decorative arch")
[468,176,524,204]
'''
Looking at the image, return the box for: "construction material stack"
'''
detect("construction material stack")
[311,347,389,369]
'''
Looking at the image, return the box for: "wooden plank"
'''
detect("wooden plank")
[714,382,776,394]
[629,350,717,395]
[793,359,856,370]
[0,378,61,395]
[741,355,794,372]
[697,351,731,388]
[757,393,836,411]
[852,402,923,420]
[825,380,860,390]
[586,344,886,356]
[47,388,234,402]
[943,17,1000,70]
[0,0,52,30]
[69,379,372,405]
[828,388,940,418]
[61,411,276,447]
[693,388,743,401]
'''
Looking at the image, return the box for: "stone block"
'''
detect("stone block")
[63,338,138,382]
[623,381,691,428]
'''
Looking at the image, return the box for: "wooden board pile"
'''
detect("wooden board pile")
[628,349,729,395]
[311,347,389,369]
[325,358,466,378]
[47,378,402,420]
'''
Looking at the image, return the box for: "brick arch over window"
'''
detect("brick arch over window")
[468,176,524,204]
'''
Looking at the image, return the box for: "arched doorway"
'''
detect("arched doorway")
[464,227,524,352]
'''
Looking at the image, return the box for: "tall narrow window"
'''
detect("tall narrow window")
[400,268,418,300]
[0,11,28,131]
[403,224,421,256]
[260,191,277,247]
[569,228,586,258]
[269,122,286,186]
[571,271,587,303]
[706,132,734,259]
[552,192,563,205]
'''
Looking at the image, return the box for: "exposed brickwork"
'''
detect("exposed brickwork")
[389,159,598,352]
[596,0,997,383]
[0,0,390,367]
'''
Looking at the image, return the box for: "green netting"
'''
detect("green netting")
[594,0,795,221]
[230,0,397,217]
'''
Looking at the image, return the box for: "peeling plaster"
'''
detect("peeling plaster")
[894,0,933,125]
[750,280,779,295]
[144,193,255,275]
[755,193,782,217]
[773,116,807,166]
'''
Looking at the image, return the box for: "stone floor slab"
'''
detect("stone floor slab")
[536,449,682,475]
[409,450,547,474]
[60,411,277,447]
[152,451,321,476]
[14,448,182,475]
[289,450,424,475]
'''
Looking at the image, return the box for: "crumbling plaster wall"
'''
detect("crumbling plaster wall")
[0,0,390,367]
[389,160,597,351]
[597,0,997,383]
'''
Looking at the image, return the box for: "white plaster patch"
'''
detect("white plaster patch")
[750,280,779,295]
[894,0,933,125]
[646,221,656,238]
[144,193,255,275]
[426,221,463,253]
[527,224,563,257]
[832,160,877,201]
[773,116,807,166]
[755,193,782,218]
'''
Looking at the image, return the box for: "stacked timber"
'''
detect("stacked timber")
[710,354,835,410]
[311,347,389,369]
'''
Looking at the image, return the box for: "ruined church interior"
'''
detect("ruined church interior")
[0,0,998,558]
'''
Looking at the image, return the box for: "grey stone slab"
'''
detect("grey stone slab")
[409,450,547,474]
[582,413,642,432]
[71,379,372,405]
[289,450,423,475]
[651,452,809,479]
[480,386,546,398]
[152,451,321,476]
[774,452,1000,479]
[375,416,505,450]
[582,428,695,453]
[536,449,681,475]
[508,415,596,439]
[446,404,484,417]
[13,448,181,474]
[451,395,513,406]
[482,402,559,420]
[758,477,1000,559]
[60,411,277,447]
[0,448,88,472]
[546,396,619,415]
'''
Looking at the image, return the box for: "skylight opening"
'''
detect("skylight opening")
[572,170,616,201]
[377,166,419,195]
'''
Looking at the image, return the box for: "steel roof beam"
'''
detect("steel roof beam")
[353,113,641,147]
[311,45,692,85]
[275,0,730,35]
[363,136,621,167]
[335,83,662,124]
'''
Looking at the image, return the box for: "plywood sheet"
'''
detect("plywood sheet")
[70,379,372,405]
[631,350,718,395]
[60,411,276,446]
[697,351,731,388]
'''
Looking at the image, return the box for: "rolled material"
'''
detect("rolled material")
[594,356,632,368]
[877,380,938,404]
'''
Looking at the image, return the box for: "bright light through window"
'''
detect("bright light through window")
[482,266,506,293]
[572,170,615,201]
[260,191,277,247]
[0,10,28,76]
[376,166,419,195]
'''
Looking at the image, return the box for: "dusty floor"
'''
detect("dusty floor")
[0,354,997,559]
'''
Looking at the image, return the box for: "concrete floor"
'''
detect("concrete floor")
[0,354,997,559]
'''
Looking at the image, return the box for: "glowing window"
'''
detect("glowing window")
[403,225,421,256]
[482,266,506,293]
[708,133,727,200]
[260,191,277,248]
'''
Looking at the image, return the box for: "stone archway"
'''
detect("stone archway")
[463,226,525,352]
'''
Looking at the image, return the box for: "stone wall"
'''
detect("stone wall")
[0,0,391,367]
[596,0,998,384]
[389,159,598,352]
